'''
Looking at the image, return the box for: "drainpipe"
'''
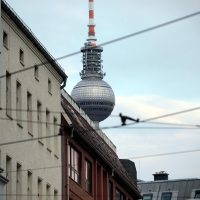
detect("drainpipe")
[60,77,67,90]
[156,185,160,200]
[66,125,74,200]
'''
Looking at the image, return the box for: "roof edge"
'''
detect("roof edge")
[1,0,67,79]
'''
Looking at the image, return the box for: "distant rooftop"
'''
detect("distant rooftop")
[138,178,200,184]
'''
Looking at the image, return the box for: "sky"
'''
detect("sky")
[4,0,200,181]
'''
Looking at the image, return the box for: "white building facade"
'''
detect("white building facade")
[0,1,67,199]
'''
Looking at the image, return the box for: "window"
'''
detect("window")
[37,101,42,143]
[16,81,22,127]
[46,184,51,200]
[143,194,153,200]
[38,177,43,200]
[34,65,39,80]
[6,71,11,117]
[3,31,8,47]
[116,189,125,200]
[195,191,200,199]
[54,190,58,200]
[161,193,172,200]
[16,162,22,200]
[68,145,81,184]
[19,49,24,64]
[85,160,92,194]
[27,92,32,135]
[27,170,32,200]
[46,109,50,151]
[54,117,58,156]
[108,182,113,200]
[6,155,12,198]
[48,79,52,94]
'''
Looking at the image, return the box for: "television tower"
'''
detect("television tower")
[71,0,115,126]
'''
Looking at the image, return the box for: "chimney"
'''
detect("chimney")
[153,171,169,181]
[120,159,137,185]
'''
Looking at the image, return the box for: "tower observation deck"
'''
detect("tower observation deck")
[71,0,115,124]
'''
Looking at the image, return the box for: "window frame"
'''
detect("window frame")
[194,190,200,199]
[116,188,125,200]
[68,145,81,184]
[34,64,39,81]
[3,31,8,48]
[48,78,52,94]
[143,194,153,200]
[19,48,24,65]
[161,192,172,200]
[85,159,92,194]
[108,181,113,200]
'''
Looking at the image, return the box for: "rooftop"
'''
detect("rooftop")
[1,0,67,79]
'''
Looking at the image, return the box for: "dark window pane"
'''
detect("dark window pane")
[85,160,92,194]
[162,193,171,200]
[143,195,152,200]
[195,191,200,199]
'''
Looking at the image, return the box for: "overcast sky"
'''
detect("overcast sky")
[5,0,200,181]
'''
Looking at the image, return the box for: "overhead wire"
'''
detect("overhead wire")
[100,107,200,130]
[0,11,199,79]
[0,107,119,117]
[0,106,200,147]
[127,148,200,160]
[1,147,200,174]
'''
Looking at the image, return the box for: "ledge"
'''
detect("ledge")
[6,114,13,120]
[3,44,9,50]
[28,132,33,137]
[20,61,25,66]
[35,77,39,82]
[47,148,52,153]
[38,140,44,146]
[17,123,23,129]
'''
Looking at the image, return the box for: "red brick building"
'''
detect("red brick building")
[61,90,142,200]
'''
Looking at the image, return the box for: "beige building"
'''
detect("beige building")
[0,1,67,199]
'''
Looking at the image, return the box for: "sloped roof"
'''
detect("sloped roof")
[61,95,142,199]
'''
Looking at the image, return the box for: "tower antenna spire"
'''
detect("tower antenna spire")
[87,0,96,46]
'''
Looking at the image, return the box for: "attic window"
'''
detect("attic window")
[3,31,8,48]
[143,194,153,200]
[34,65,39,80]
[161,193,172,200]
[48,79,52,94]
[19,49,24,65]
[195,191,200,199]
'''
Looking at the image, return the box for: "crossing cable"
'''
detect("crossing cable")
[1,147,200,174]
[0,194,198,198]
[0,107,119,117]
[0,115,199,128]
[127,148,200,160]
[0,106,200,147]
[0,11,200,79]
[102,106,200,130]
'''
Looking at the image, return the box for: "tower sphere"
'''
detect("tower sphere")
[71,78,115,122]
